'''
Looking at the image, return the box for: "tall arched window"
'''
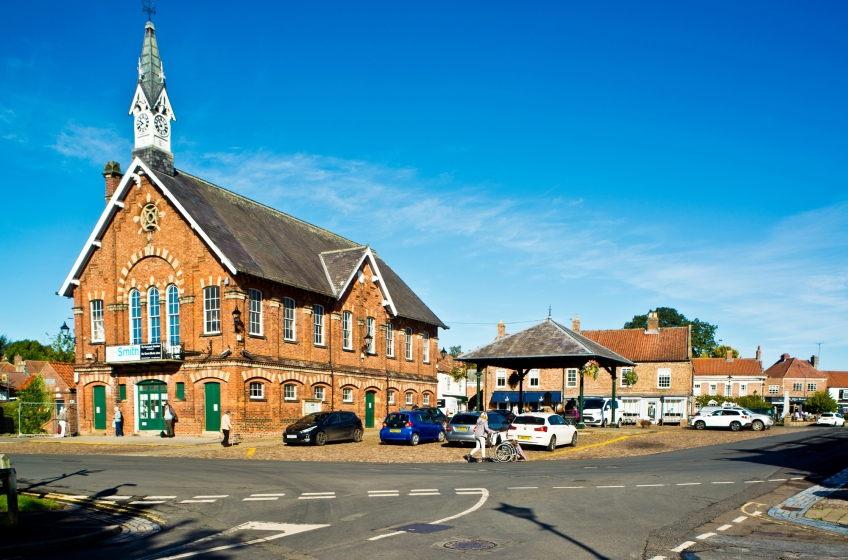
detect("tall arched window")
[129,289,142,344]
[166,284,180,347]
[148,286,161,344]
[422,331,430,363]
[283,297,296,341]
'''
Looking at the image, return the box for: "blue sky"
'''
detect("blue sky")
[2,2,847,369]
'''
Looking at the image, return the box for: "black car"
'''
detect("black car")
[283,411,364,446]
[417,407,448,426]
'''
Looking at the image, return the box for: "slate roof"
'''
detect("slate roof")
[139,22,165,106]
[458,318,635,369]
[152,168,447,329]
[580,327,690,362]
[763,355,827,380]
[692,358,763,376]
[824,371,848,388]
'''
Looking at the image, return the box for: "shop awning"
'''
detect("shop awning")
[441,395,469,403]
[490,391,562,403]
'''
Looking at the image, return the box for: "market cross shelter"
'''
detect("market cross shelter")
[58,21,446,436]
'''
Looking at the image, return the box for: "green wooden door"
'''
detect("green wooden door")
[205,383,221,431]
[138,380,167,431]
[93,386,107,430]
[365,391,375,428]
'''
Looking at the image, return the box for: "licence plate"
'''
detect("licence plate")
[455,427,468,431]
[390,429,402,433]
[286,435,297,439]
[518,435,532,440]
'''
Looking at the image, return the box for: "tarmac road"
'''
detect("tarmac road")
[8,427,848,560]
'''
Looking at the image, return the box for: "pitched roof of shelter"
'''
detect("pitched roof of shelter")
[763,355,826,380]
[692,358,763,376]
[579,327,690,362]
[458,318,635,369]
[823,371,848,388]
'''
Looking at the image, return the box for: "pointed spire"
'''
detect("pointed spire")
[139,22,165,108]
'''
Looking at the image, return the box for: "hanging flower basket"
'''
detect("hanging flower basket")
[581,360,600,381]
[623,370,639,387]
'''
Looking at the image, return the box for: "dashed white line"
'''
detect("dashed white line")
[744,480,764,483]
[411,489,438,492]
[637,484,665,487]
[250,493,285,497]
[790,477,805,480]
[104,496,133,500]
[711,482,734,485]
[717,524,733,531]
[193,495,228,499]
[369,494,399,497]
[301,492,335,496]
[145,496,177,499]
[647,556,667,560]
[671,541,695,552]
[131,500,165,505]
[508,486,538,489]
[409,492,440,496]
[597,485,625,488]
[181,499,216,503]
[299,494,336,500]
[696,532,716,540]
[768,478,786,482]
[368,490,399,494]
[732,516,747,523]
[243,497,278,501]
[553,486,584,489]
[677,483,701,486]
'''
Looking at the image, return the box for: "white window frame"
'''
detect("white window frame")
[423,393,430,406]
[90,299,105,342]
[248,288,263,336]
[620,367,633,387]
[342,311,352,349]
[166,284,180,347]
[386,323,394,357]
[739,383,747,397]
[314,386,325,401]
[313,305,325,346]
[693,383,701,396]
[807,382,817,392]
[529,369,540,388]
[792,382,803,392]
[724,383,732,397]
[496,369,507,388]
[768,385,779,395]
[204,286,221,334]
[366,317,376,354]
[283,298,296,341]
[566,369,578,388]
[422,331,430,363]
[709,383,717,396]
[388,391,395,405]
[284,384,297,401]
[148,286,161,344]
[249,381,264,399]
[406,392,414,406]
[657,368,671,389]
[405,327,413,360]
[129,289,142,344]
[342,387,353,403]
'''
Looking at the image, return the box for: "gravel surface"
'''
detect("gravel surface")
[2,426,817,463]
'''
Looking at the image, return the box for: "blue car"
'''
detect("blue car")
[379,411,446,446]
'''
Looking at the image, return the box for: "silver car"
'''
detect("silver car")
[445,411,511,446]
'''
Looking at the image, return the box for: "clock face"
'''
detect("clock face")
[154,114,169,137]
[136,113,149,134]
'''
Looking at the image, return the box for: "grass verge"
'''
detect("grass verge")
[0,494,62,513]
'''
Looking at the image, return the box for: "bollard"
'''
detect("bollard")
[0,453,18,525]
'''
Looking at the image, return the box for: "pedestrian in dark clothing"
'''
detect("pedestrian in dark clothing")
[162,401,177,438]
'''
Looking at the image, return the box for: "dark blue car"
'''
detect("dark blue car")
[379,411,446,446]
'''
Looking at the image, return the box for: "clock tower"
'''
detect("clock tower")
[129,21,176,175]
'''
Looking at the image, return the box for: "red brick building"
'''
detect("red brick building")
[58,22,446,436]
[764,354,828,415]
[692,352,765,404]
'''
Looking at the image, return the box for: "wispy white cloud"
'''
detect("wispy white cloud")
[51,124,131,165]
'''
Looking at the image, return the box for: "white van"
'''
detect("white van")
[581,397,624,427]
[438,397,459,417]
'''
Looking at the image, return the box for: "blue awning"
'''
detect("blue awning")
[490,391,562,403]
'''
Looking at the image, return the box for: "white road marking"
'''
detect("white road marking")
[732,516,747,523]
[64,495,90,499]
[677,483,701,486]
[145,496,177,499]
[637,484,665,487]
[300,492,335,496]
[584,466,598,469]
[411,489,438,492]
[181,499,216,503]
[752,511,762,516]
[369,494,399,497]
[298,495,335,499]
[250,493,285,497]
[711,482,734,484]
[105,496,133,500]
[647,556,667,560]
[553,486,584,489]
[409,492,440,496]
[717,524,733,531]
[368,531,405,541]
[671,541,695,552]
[368,490,399,494]
[696,532,716,540]
[367,488,492,541]
[243,497,278,501]
[193,495,228,499]
[131,500,165,505]
[153,522,329,559]
[508,486,538,489]
[768,479,786,482]
[744,480,764,483]
[597,485,625,488]
[790,477,805,480]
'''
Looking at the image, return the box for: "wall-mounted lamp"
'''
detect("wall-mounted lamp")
[440,347,448,360]
[232,306,242,333]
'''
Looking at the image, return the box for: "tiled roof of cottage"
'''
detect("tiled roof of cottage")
[763,355,826,380]
[48,362,76,387]
[458,318,635,368]
[824,371,848,388]
[152,168,447,329]
[692,358,762,376]
[580,327,690,362]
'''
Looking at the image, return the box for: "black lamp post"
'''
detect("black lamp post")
[232,306,242,333]
[440,347,448,360]
[364,333,373,354]
[59,321,75,343]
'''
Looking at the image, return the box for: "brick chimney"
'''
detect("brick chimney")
[780,353,790,362]
[646,311,659,334]
[13,355,24,373]
[572,315,580,332]
[810,355,819,369]
[103,161,123,204]
[756,345,761,363]
[496,320,507,340]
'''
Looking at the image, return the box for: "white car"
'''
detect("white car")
[692,406,772,431]
[691,409,752,431]
[507,412,578,451]
[816,413,845,427]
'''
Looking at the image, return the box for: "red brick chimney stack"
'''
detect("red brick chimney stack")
[646,311,659,334]
[756,346,762,363]
[780,353,790,362]
[572,315,580,332]
[103,161,123,204]
[496,320,507,340]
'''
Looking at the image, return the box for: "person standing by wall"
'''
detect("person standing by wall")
[113,406,123,437]
[221,410,233,447]
[162,401,177,438]
[57,407,67,437]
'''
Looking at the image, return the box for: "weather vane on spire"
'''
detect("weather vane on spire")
[142,0,156,21]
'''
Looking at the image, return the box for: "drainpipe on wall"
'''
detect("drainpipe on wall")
[329,298,335,413]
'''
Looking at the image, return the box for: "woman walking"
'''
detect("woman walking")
[465,412,495,463]
[113,406,123,437]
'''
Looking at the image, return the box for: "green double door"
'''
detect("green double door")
[365,391,375,428]
[93,386,107,430]
[138,380,167,431]
[205,383,221,432]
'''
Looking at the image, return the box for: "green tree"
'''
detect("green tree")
[804,391,838,414]
[448,345,463,358]
[47,331,75,363]
[18,375,53,434]
[735,394,770,410]
[711,345,740,359]
[2,339,53,362]
[624,307,718,357]
[0,335,8,359]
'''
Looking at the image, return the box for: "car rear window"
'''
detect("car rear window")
[451,414,479,425]
[513,416,545,425]
[385,414,408,427]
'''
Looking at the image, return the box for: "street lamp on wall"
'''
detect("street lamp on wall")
[440,347,448,360]
[232,306,242,333]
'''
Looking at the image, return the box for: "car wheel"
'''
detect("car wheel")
[730,422,741,432]
[695,421,706,430]
[409,432,420,446]
[437,430,446,442]
[314,431,327,446]
[546,435,557,452]
[601,419,607,428]
[752,420,764,431]
[352,428,363,442]
[615,419,622,428]
[571,431,578,447]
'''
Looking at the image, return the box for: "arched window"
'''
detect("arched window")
[283,384,297,401]
[388,391,395,405]
[342,387,353,402]
[249,381,265,400]
[204,286,221,334]
[129,289,142,344]
[166,284,180,347]
[283,297,296,341]
[423,393,431,406]
[148,286,161,343]
[422,331,430,363]
[405,392,414,406]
